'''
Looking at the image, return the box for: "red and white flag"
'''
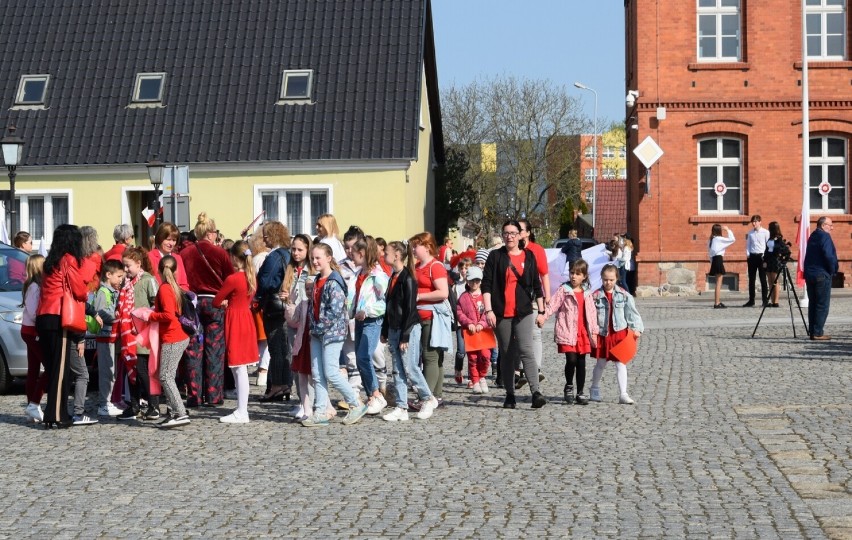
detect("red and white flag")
[141,196,164,228]
[795,197,809,287]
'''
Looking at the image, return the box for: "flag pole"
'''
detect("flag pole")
[800,0,810,308]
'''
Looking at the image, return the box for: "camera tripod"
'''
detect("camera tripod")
[751,261,810,338]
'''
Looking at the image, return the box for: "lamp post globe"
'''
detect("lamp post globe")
[0,125,25,234]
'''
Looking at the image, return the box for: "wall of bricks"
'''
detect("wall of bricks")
[626,0,852,290]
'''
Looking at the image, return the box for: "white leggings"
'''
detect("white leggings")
[591,358,628,395]
[232,365,250,420]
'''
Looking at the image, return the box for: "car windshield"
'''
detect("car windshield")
[0,243,31,292]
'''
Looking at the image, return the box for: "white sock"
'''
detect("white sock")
[615,362,628,395]
[298,373,311,416]
[233,366,249,419]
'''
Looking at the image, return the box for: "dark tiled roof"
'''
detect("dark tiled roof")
[0,0,438,166]
[593,179,626,243]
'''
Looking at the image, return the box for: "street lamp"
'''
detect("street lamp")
[574,81,598,232]
[1,126,25,233]
[146,157,165,230]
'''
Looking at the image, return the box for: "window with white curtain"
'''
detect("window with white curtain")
[13,193,70,245]
[258,188,329,236]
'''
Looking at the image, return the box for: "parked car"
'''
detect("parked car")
[552,237,598,251]
[0,242,30,393]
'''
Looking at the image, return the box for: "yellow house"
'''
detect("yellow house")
[2,1,444,248]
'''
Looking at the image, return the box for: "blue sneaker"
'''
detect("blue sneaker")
[342,403,368,425]
[301,414,330,428]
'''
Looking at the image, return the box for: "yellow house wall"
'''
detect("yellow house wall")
[14,166,425,248]
[404,65,437,237]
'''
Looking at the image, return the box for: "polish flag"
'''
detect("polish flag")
[141,197,164,227]
[795,197,809,287]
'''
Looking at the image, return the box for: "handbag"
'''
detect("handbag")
[262,249,290,318]
[61,269,87,333]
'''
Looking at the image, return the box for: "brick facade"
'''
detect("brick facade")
[626,0,852,293]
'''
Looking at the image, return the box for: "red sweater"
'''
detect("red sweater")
[37,254,90,316]
[181,240,234,295]
[148,285,189,344]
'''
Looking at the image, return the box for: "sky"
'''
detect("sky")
[432,0,626,129]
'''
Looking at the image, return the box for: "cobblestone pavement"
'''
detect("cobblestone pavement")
[0,293,850,538]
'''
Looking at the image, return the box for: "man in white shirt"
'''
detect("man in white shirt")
[744,214,770,307]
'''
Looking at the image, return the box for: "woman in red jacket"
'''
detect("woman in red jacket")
[148,255,191,428]
[36,225,91,429]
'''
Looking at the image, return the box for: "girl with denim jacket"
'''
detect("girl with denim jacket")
[589,264,644,405]
[537,259,600,405]
[348,237,390,415]
[301,243,368,427]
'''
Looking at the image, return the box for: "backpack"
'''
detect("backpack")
[179,290,202,336]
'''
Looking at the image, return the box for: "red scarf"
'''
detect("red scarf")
[118,273,140,383]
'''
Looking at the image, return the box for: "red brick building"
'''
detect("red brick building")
[625,0,852,292]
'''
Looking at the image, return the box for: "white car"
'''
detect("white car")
[0,243,30,393]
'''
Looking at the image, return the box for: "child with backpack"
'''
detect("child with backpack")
[94,260,126,417]
[214,240,259,423]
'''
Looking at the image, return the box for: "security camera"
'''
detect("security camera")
[630,124,639,130]
[626,90,639,107]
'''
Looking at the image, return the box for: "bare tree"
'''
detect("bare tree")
[442,76,590,243]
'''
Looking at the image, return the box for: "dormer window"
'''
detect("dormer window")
[279,70,313,102]
[15,75,50,105]
[133,73,166,103]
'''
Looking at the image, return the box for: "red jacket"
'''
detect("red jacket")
[181,240,234,295]
[456,290,488,328]
[147,284,189,344]
[37,254,91,316]
[148,249,189,289]
[103,243,127,262]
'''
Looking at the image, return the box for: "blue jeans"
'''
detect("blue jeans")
[388,325,432,408]
[354,317,382,394]
[311,337,358,415]
[806,274,832,337]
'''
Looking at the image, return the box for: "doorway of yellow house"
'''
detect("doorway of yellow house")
[121,187,160,249]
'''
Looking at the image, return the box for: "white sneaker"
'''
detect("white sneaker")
[97,403,125,417]
[416,396,439,420]
[287,405,304,418]
[366,394,387,415]
[619,393,635,405]
[480,379,489,394]
[590,387,602,402]
[382,407,409,422]
[472,381,483,394]
[25,402,43,423]
[220,412,250,423]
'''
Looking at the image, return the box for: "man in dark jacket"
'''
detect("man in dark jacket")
[803,216,838,340]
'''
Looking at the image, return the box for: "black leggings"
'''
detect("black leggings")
[564,353,587,393]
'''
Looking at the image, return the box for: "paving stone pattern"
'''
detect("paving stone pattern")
[0,295,849,538]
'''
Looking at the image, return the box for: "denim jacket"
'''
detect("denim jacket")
[591,286,644,336]
[309,271,348,345]
[348,263,388,319]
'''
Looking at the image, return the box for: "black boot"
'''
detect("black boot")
[502,394,516,409]
[563,384,574,404]
[531,391,547,409]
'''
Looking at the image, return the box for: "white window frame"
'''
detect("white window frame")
[697,137,743,214]
[806,0,847,60]
[584,169,597,181]
[14,189,73,250]
[697,0,741,62]
[132,72,166,103]
[279,70,314,102]
[14,74,50,105]
[809,136,847,213]
[253,184,333,236]
[603,146,615,158]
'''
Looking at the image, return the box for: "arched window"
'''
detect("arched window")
[698,137,742,213]
[809,136,847,212]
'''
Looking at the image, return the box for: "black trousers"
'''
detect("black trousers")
[36,314,72,423]
[747,253,768,303]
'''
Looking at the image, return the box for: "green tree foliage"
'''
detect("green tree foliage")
[558,199,575,238]
[435,147,475,240]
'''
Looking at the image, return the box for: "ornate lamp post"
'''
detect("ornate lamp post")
[146,157,165,230]
[1,126,25,233]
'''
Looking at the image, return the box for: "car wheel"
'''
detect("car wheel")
[0,349,11,395]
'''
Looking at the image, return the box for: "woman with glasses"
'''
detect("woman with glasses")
[481,220,547,409]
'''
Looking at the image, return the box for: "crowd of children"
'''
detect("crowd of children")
[17,217,645,430]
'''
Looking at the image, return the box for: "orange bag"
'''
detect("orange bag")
[254,309,267,341]
[609,332,638,364]
[462,327,497,352]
